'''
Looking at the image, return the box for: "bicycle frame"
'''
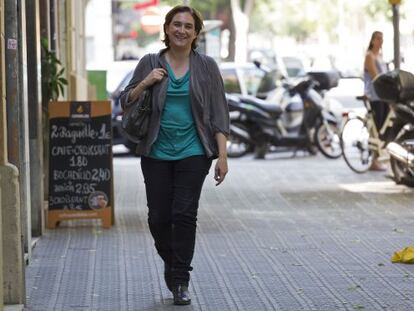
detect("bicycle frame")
[358,96,395,161]
[341,96,396,173]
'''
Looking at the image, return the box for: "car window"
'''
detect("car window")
[118,71,134,92]
[240,68,265,95]
[257,69,278,95]
[221,68,242,94]
[282,57,306,78]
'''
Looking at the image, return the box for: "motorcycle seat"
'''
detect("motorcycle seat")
[374,69,414,102]
[238,95,283,116]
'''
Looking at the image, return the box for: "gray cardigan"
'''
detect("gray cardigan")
[119,49,230,158]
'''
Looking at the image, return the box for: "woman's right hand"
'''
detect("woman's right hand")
[141,68,167,88]
[129,68,167,103]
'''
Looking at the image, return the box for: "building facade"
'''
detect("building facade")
[0,0,89,308]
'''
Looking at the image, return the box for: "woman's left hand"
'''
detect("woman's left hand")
[214,157,228,186]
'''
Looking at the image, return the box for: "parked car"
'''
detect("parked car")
[219,61,289,100]
[109,69,135,151]
[219,62,267,96]
[281,56,307,78]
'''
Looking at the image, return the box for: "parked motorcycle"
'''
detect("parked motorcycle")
[254,61,344,136]
[227,72,342,159]
[374,69,414,186]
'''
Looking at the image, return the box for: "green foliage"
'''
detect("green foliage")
[161,0,228,19]
[160,0,272,26]
[364,0,406,21]
[251,1,321,42]
[160,0,405,45]
[285,21,317,42]
[41,37,68,103]
[364,0,393,20]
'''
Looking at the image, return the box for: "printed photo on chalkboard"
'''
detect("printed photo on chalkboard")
[88,191,109,210]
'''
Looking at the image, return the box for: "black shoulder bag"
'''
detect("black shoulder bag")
[121,54,157,143]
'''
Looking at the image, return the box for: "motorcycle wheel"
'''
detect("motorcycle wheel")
[390,132,414,187]
[227,121,253,158]
[314,120,342,159]
[340,116,373,173]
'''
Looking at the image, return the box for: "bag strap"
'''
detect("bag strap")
[149,53,159,71]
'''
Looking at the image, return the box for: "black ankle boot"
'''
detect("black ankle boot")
[164,263,173,292]
[173,284,191,305]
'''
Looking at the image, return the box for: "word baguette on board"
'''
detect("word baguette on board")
[50,123,110,144]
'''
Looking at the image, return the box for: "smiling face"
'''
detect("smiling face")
[165,12,197,51]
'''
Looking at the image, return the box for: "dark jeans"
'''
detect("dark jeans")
[140,155,212,285]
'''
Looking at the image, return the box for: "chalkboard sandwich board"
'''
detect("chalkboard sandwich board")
[48,101,113,228]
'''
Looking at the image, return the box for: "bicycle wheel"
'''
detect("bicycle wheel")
[314,120,342,159]
[340,117,373,173]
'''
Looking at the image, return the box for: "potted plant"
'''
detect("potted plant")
[41,37,68,198]
[41,37,67,103]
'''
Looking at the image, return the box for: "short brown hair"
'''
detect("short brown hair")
[162,5,204,50]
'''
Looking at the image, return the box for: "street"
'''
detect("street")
[25,153,414,311]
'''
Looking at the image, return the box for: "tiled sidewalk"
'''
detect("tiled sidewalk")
[25,155,414,310]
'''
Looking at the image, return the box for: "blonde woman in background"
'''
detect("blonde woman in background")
[364,31,389,171]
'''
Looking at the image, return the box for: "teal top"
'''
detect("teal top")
[149,63,205,160]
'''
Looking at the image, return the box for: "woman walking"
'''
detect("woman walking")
[120,5,229,305]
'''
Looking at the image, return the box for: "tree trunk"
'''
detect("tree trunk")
[230,0,254,63]
[226,13,236,61]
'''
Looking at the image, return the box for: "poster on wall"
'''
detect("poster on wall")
[48,101,113,228]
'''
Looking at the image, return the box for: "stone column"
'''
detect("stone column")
[2,0,26,305]
[26,0,45,237]
[18,0,33,258]
[6,0,32,260]
[0,184,3,311]
[0,0,5,307]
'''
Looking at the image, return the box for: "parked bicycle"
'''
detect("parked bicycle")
[340,95,395,173]
[340,70,414,187]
